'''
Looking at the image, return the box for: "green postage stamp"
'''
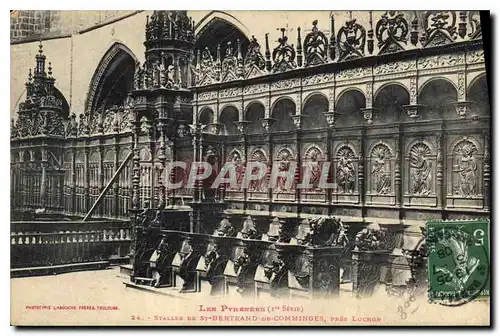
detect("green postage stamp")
[426,219,490,305]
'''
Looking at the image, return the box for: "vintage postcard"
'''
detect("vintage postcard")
[10,10,491,326]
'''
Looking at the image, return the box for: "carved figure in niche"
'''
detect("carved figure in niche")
[409,143,433,196]
[453,140,478,197]
[159,58,167,87]
[153,60,161,87]
[305,147,323,191]
[276,149,292,193]
[167,65,175,86]
[249,150,267,192]
[371,144,391,194]
[336,147,356,194]
[133,61,143,90]
[228,151,244,191]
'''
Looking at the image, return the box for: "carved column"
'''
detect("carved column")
[84,146,90,213]
[148,119,156,207]
[40,147,48,208]
[71,142,76,214]
[157,119,167,209]
[394,132,402,208]
[436,131,444,209]
[323,87,340,127]
[402,76,425,119]
[359,130,366,214]
[98,144,104,216]
[131,120,142,210]
[452,70,473,119]
[483,132,490,211]
[113,131,120,217]
[360,81,377,124]
[236,120,250,210]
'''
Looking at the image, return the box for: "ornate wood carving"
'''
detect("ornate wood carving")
[271,28,297,73]
[375,11,409,54]
[336,146,356,194]
[422,11,458,47]
[244,36,267,79]
[337,19,366,61]
[452,138,479,198]
[408,142,433,196]
[304,20,328,67]
[370,143,392,195]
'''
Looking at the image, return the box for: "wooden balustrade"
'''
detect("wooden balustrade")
[10,221,131,270]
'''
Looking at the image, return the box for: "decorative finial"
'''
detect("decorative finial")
[38,39,43,54]
[48,62,52,76]
[28,68,32,82]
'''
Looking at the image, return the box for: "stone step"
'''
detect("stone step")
[11,261,110,278]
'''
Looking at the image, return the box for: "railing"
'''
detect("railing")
[11,220,131,269]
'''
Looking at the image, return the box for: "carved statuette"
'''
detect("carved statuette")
[354,223,386,251]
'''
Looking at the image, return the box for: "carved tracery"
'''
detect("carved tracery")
[337,19,366,61]
[422,11,457,47]
[375,11,409,54]
[271,28,297,73]
[244,36,266,78]
[304,20,328,67]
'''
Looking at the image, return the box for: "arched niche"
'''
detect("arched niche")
[336,89,366,127]
[199,107,214,133]
[195,12,251,57]
[419,78,458,120]
[302,93,329,130]
[468,74,490,117]
[245,101,265,135]
[373,84,410,124]
[85,42,138,114]
[271,98,296,132]
[219,106,239,135]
